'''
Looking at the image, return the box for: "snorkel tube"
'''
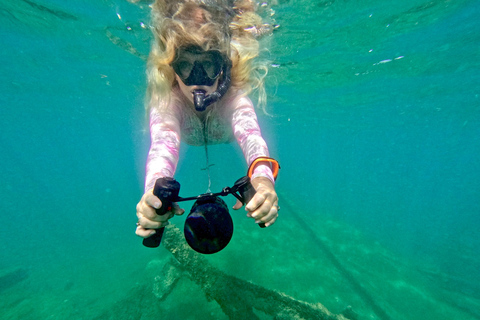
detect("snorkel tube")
[193,57,232,111]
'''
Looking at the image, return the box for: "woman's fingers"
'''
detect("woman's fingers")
[138,215,169,229]
[136,225,158,238]
[232,199,244,210]
[171,202,185,215]
[245,192,266,213]
[254,203,279,227]
[135,188,184,238]
[246,196,279,226]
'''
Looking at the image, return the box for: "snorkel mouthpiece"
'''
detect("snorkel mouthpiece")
[192,58,232,112]
[193,89,207,111]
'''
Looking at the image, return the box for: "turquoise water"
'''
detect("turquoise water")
[1,0,479,319]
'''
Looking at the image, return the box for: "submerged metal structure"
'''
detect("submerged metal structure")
[98,224,353,320]
[158,225,352,320]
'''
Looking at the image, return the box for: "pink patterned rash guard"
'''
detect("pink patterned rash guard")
[144,88,274,192]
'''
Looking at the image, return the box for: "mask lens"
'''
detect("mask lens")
[199,52,222,79]
[174,60,194,80]
[172,47,224,86]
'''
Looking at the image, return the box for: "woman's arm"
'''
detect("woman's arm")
[230,95,275,184]
[136,102,185,239]
[230,95,279,227]
[144,106,182,192]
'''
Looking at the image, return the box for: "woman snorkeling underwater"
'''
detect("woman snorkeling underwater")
[135,0,280,241]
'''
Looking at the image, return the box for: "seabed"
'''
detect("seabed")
[1,196,479,320]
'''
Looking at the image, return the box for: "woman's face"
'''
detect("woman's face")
[176,74,219,105]
[171,46,225,106]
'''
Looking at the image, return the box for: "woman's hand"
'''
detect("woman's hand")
[135,189,185,238]
[233,177,279,227]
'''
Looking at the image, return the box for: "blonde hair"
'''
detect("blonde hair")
[146,0,270,112]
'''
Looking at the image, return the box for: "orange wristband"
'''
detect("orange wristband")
[247,157,280,180]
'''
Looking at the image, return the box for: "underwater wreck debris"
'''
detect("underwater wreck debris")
[95,225,353,320]
[152,259,183,301]
[0,268,28,294]
[160,224,350,320]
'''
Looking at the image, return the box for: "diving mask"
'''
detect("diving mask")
[171,45,232,111]
[172,46,224,86]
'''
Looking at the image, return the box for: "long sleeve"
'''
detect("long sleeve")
[231,95,275,184]
[144,105,182,192]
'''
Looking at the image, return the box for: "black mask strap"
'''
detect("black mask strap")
[193,57,232,111]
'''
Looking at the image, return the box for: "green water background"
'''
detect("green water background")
[1,0,479,319]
